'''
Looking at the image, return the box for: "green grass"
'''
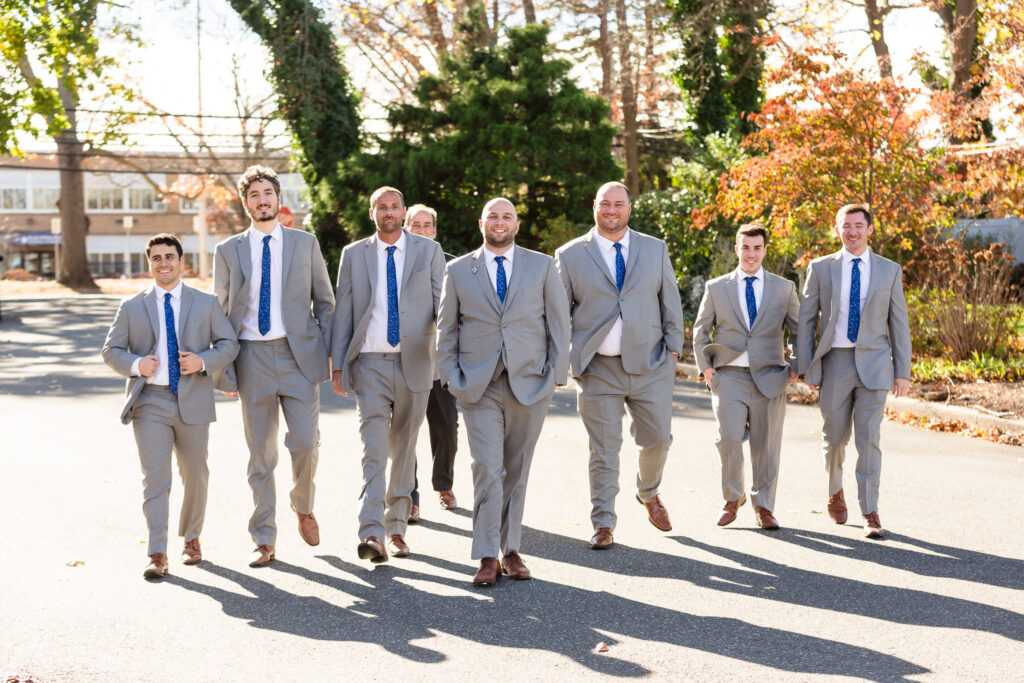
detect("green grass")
[913,353,1024,383]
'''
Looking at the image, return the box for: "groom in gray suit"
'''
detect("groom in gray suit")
[331,187,444,563]
[554,182,685,550]
[692,223,799,530]
[214,165,335,567]
[103,233,238,579]
[436,197,570,586]
[798,204,911,539]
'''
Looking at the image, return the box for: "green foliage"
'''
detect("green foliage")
[339,22,619,256]
[912,354,1024,383]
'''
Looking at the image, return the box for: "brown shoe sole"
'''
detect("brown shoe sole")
[357,542,389,563]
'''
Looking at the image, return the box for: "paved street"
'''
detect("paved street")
[2,296,1023,682]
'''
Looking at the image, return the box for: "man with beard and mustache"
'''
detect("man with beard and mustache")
[435,197,570,586]
[554,181,685,551]
[214,165,335,567]
[331,187,444,563]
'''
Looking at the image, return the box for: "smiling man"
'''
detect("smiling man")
[102,233,238,579]
[798,204,911,539]
[692,223,799,530]
[214,165,335,567]
[435,197,569,586]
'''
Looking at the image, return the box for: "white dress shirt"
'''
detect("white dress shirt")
[361,231,407,353]
[131,281,202,384]
[483,244,514,295]
[832,248,872,348]
[730,266,765,368]
[239,224,287,341]
[594,229,629,357]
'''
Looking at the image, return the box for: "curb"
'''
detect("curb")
[676,361,1024,436]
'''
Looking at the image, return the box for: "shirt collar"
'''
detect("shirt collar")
[248,223,282,244]
[374,230,407,254]
[484,245,514,264]
[736,266,764,282]
[841,247,870,264]
[156,280,183,301]
[593,228,629,252]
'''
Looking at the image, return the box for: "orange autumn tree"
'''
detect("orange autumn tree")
[708,45,948,269]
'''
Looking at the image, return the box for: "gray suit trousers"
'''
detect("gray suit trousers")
[819,348,886,514]
[576,354,675,530]
[237,338,320,546]
[463,372,548,559]
[711,367,785,512]
[131,385,209,556]
[353,353,429,540]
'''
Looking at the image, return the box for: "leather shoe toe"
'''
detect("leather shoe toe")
[407,505,420,524]
[473,557,500,586]
[181,538,202,565]
[143,553,168,580]
[438,490,457,510]
[357,536,389,563]
[248,544,275,568]
[501,551,532,580]
[827,489,848,525]
[387,534,410,557]
[755,506,780,530]
[295,509,320,546]
[717,494,747,526]
[589,527,614,550]
[637,494,672,531]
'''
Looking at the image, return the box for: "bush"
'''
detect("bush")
[912,353,1024,382]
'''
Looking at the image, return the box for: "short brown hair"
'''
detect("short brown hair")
[146,233,183,259]
[404,204,437,228]
[595,181,631,202]
[736,221,768,245]
[237,165,281,203]
[835,203,872,226]
[370,186,405,210]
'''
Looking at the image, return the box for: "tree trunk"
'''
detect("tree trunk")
[421,0,450,53]
[598,0,613,102]
[55,74,96,290]
[616,0,639,196]
[864,0,893,79]
[523,0,537,24]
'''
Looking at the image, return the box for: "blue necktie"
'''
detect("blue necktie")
[495,255,507,303]
[258,234,271,335]
[386,245,400,347]
[848,257,861,343]
[164,292,179,395]
[744,276,757,328]
[614,242,625,291]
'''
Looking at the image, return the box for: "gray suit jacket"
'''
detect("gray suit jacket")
[554,228,685,378]
[102,284,239,425]
[436,245,570,406]
[330,230,444,394]
[798,250,912,390]
[692,270,799,399]
[213,227,334,389]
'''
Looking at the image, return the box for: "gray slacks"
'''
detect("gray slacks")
[819,348,886,514]
[462,372,549,559]
[576,354,675,530]
[353,353,429,541]
[711,367,785,512]
[131,384,209,556]
[237,338,320,546]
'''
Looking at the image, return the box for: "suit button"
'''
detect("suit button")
[501,324,507,329]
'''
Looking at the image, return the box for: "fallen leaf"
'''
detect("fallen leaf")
[66,560,85,567]
[594,641,610,653]
[763,586,776,590]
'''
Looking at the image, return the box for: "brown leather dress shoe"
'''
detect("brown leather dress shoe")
[827,489,848,524]
[636,494,672,531]
[755,506,780,530]
[589,527,614,550]
[143,553,168,579]
[717,494,747,526]
[438,490,457,510]
[501,551,532,580]
[295,510,320,546]
[863,512,885,539]
[473,557,501,586]
[357,536,389,563]
[248,544,275,568]
[408,505,420,524]
[181,538,202,565]
[387,534,410,557]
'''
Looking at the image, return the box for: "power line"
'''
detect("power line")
[0,164,275,175]
[70,107,279,121]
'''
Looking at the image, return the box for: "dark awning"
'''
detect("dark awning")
[3,231,62,247]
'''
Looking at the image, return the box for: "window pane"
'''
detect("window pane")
[129,188,154,210]
[32,188,59,211]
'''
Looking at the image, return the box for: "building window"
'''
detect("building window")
[32,188,60,211]
[129,188,156,210]
[179,198,198,213]
[1,188,27,210]
[282,188,311,212]
[87,188,124,211]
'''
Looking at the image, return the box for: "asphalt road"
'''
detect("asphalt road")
[2,296,1022,682]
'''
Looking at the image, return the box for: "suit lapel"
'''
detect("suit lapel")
[828,251,843,324]
[501,246,524,308]
[583,231,617,289]
[749,272,773,333]
[623,229,640,283]
[143,286,161,342]
[281,227,297,286]
[862,251,884,311]
[471,247,501,314]
[399,232,416,295]
[236,233,252,288]
[725,271,747,330]
[178,284,194,332]
[363,237,379,294]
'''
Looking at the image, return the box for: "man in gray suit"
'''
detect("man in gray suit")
[436,197,570,586]
[103,233,239,579]
[331,188,444,563]
[214,165,335,567]
[798,204,911,539]
[554,182,685,550]
[692,223,799,530]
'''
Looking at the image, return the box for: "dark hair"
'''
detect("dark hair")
[736,221,768,245]
[835,203,872,226]
[237,165,281,204]
[146,233,183,259]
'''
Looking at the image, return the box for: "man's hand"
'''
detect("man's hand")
[702,368,715,386]
[672,352,680,361]
[787,370,798,386]
[178,351,203,375]
[893,377,910,397]
[332,370,348,397]
[138,355,159,377]
[805,383,818,391]
[223,391,239,399]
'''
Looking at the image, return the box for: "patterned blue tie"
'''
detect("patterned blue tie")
[495,255,507,303]
[164,292,179,395]
[744,276,757,328]
[614,242,625,291]
[258,234,271,335]
[386,245,399,347]
[848,257,861,343]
